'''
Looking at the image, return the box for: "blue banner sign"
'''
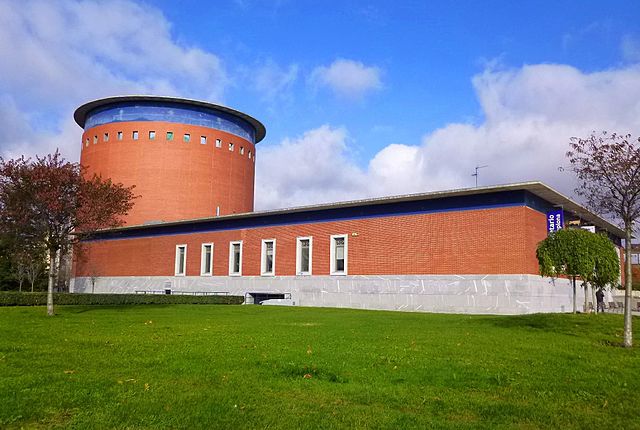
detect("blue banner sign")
[547,209,564,234]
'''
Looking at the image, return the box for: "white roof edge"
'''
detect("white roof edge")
[74,95,267,143]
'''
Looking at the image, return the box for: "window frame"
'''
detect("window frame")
[260,239,276,276]
[228,241,243,276]
[132,131,139,140]
[215,138,222,148]
[184,133,190,143]
[330,234,348,276]
[103,133,109,142]
[175,244,187,276]
[117,131,123,141]
[296,236,313,276]
[200,136,207,145]
[149,130,156,140]
[200,243,214,276]
[166,131,174,141]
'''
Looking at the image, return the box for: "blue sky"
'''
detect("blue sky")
[1,0,640,209]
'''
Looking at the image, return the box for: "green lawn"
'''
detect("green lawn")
[0,305,638,429]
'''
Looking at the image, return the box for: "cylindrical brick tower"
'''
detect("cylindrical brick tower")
[74,96,266,226]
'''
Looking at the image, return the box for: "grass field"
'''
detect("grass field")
[0,305,638,429]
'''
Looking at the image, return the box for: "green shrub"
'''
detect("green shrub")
[0,291,243,306]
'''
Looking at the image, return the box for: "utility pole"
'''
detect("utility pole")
[472,165,488,187]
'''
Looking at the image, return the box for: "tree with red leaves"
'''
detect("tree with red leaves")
[0,151,135,316]
[567,131,640,348]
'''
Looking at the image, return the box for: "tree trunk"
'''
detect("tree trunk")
[572,276,577,314]
[19,279,22,293]
[56,249,64,292]
[623,222,633,347]
[30,279,34,293]
[583,284,588,313]
[47,250,57,317]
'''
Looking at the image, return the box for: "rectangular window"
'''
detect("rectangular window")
[132,131,139,140]
[200,136,207,145]
[166,131,174,141]
[201,243,214,276]
[296,237,312,275]
[229,143,234,151]
[117,131,123,141]
[184,133,190,142]
[248,150,252,159]
[85,138,89,147]
[103,133,109,142]
[240,146,245,155]
[229,241,242,276]
[261,239,276,276]
[93,135,98,144]
[149,131,156,140]
[632,253,640,265]
[215,138,222,148]
[175,245,187,276]
[330,234,348,275]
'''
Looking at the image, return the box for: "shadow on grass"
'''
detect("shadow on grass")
[477,313,635,348]
[477,313,600,335]
[62,304,173,314]
[276,362,349,383]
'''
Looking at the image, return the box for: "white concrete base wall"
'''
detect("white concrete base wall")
[70,274,582,315]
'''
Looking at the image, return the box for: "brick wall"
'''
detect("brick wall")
[74,205,548,277]
[80,121,255,226]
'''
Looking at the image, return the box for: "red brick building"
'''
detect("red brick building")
[71,96,625,314]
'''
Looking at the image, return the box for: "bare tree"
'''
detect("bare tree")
[25,252,44,292]
[567,131,640,347]
[12,252,27,292]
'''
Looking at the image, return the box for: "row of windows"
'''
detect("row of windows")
[174,235,348,277]
[84,131,254,160]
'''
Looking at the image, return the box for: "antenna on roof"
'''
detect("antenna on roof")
[472,165,488,187]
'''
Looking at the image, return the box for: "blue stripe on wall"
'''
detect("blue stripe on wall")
[86,190,551,242]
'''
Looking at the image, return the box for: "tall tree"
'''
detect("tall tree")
[537,229,620,314]
[0,151,135,315]
[537,228,597,313]
[567,131,640,347]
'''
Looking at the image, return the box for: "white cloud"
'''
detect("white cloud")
[309,58,382,99]
[408,64,640,192]
[622,35,640,63]
[251,60,299,102]
[257,63,640,210]
[0,0,228,160]
[255,125,369,209]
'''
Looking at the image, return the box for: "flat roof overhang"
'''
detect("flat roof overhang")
[74,95,266,143]
[95,181,627,239]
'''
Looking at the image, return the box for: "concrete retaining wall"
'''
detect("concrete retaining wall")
[70,274,581,315]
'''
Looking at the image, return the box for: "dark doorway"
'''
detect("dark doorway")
[248,293,287,305]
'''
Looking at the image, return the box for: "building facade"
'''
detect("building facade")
[75,96,265,225]
[71,96,625,314]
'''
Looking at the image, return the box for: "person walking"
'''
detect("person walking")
[596,288,605,313]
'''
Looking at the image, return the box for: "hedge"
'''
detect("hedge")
[0,292,244,306]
